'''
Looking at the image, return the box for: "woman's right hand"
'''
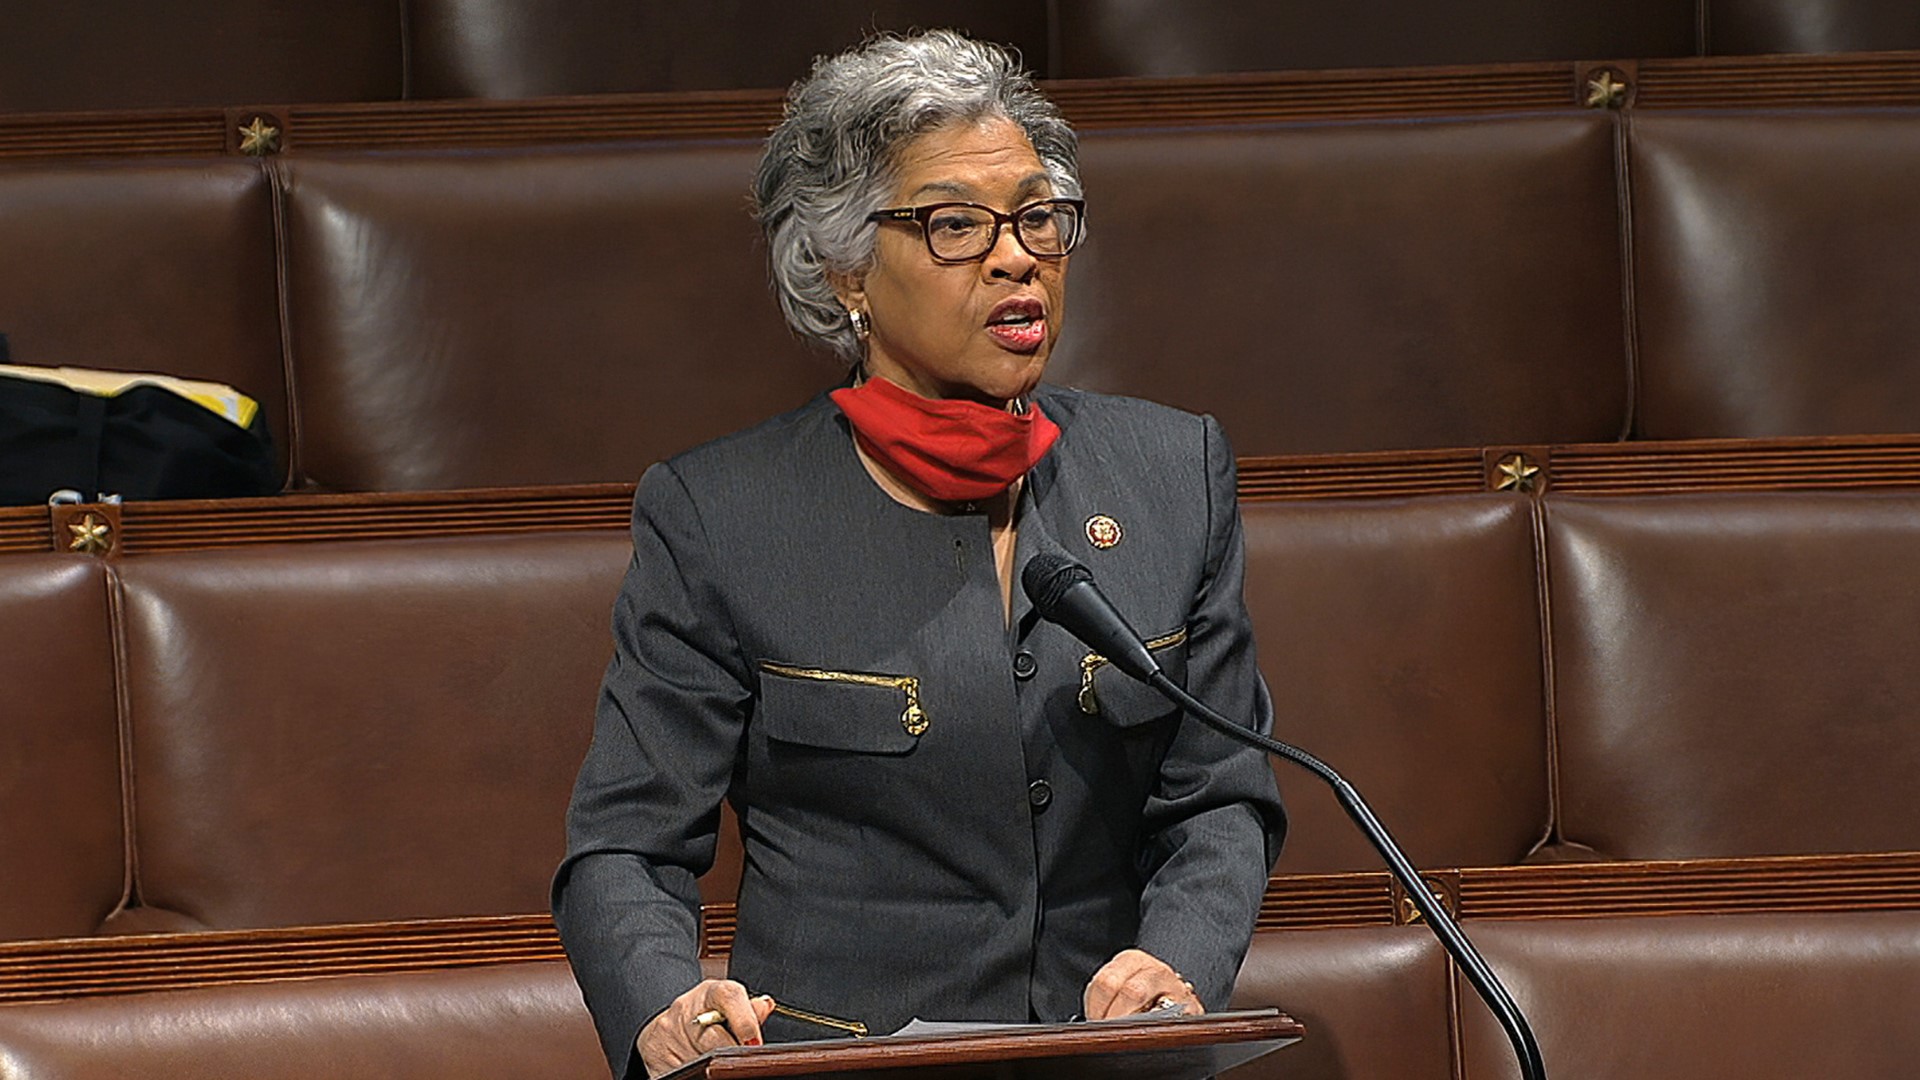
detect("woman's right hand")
[638,979,776,1077]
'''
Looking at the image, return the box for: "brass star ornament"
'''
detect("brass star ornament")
[68,513,113,555]
[1585,71,1628,109]
[1494,455,1542,493]
[238,116,281,156]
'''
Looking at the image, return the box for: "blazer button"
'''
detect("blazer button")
[1028,779,1053,809]
[1012,650,1037,680]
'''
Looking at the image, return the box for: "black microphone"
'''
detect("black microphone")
[1021,554,1548,1080]
[1021,554,1162,684]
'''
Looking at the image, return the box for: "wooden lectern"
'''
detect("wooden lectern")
[660,1009,1302,1079]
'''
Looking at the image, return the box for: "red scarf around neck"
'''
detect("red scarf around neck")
[830,376,1060,504]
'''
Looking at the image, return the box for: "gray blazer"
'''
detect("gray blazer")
[554,386,1286,1078]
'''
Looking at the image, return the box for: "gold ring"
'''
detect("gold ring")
[693,1009,727,1029]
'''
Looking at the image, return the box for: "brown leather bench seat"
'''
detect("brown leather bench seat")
[271,110,1626,489]
[28,489,1920,941]
[1051,114,1626,455]
[1631,111,1920,441]
[1229,925,1454,1080]
[1250,489,1920,872]
[0,960,609,1080]
[106,531,630,935]
[0,111,1621,492]
[10,101,1920,493]
[0,929,1457,1080]
[4,488,1919,1076]
[1243,496,1550,876]
[2,906,1914,1079]
[10,102,1920,494]
[0,556,124,943]
[0,158,289,485]
[1546,492,1920,861]
[276,145,824,492]
[1457,909,1920,1080]
[2,909,1909,1080]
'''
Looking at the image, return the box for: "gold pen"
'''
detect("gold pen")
[771,1001,868,1038]
[693,999,868,1038]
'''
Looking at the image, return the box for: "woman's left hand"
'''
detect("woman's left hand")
[1082,948,1204,1020]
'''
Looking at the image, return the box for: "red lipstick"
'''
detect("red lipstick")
[985,296,1047,352]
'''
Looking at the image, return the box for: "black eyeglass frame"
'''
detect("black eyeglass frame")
[866,198,1086,264]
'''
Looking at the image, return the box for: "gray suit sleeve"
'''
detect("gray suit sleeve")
[1133,414,1288,1009]
[552,462,751,1079]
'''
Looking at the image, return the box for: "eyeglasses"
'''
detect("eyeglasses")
[867,198,1086,263]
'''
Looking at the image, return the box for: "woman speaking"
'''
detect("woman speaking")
[553,30,1286,1079]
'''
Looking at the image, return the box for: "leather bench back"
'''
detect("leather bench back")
[10,487,1920,937]
[1546,493,1920,860]
[11,2,1920,114]
[1230,925,1453,1080]
[1703,0,1920,54]
[1632,110,1920,440]
[1456,910,1920,1080]
[110,533,628,931]
[20,110,1920,488]
[0,960,607,1080]
[278,146,827,492]
[0,1,401,112]
[270,113,1630,484]
[1052,1,1695,76]
[1052,115,1628,455]
[1243,496,1550,873]
[0,159,289,487]
[0,556,124,941]
[405,0,1053,97]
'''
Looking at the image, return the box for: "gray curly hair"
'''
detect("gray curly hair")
[752,30,1082,364]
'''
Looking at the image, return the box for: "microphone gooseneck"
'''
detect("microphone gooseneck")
[1021,555,1548,1080]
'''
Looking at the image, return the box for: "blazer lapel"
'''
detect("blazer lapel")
[1010,387,1077,635]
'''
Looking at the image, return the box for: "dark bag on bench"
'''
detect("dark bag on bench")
[0,364,278,506]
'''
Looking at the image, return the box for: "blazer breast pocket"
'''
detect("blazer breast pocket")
[1076,627,1189,729]
[756,660,927,754]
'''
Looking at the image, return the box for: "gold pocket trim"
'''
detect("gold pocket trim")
[759,661,928,736]
[1078,628,1189,716]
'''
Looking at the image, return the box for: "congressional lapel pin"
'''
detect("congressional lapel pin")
[1085,514,1123,550]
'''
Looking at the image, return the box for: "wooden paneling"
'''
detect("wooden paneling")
[1634,51,1920,108]
[1239,435,1920,500]
[1546,437,1920,494]
[1460,851,1920,921]
[703,852,1920,961]
[0,915,561,1005]
[1255,874,1398,931]
[0,109,227,161]
[1236,449,1486,501]
[0,513,43,554]
[283,91,785,152]
[0,63,1585,164]
[3,852,1914,1007]
[11,436,1920,560]
[112,483,635,554]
